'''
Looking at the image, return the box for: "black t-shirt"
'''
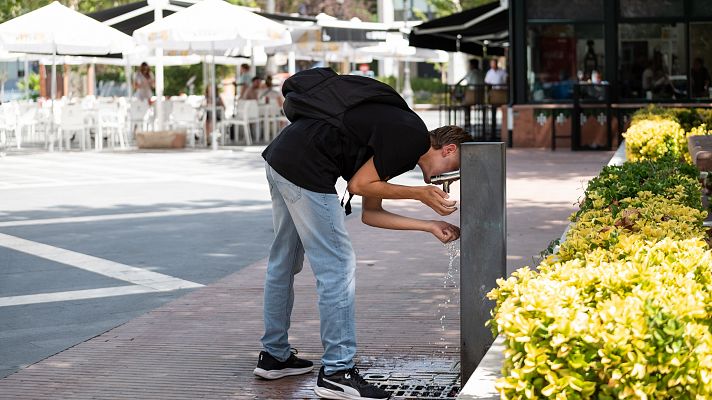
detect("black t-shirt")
[262,103,430,193]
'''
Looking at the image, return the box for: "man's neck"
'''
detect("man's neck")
[417,147,436,175]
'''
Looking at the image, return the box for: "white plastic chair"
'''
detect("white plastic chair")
[36,101,58,150]
[169,101,202,147]
[0,106,8,150]
[58,104,90,150]
[0,103,19,148]
[128,99,150,138]
[16,104,38,146]
[96,102,127,150]
[220,100,259,145]
[259,103,289,143]
[149,99,173,130]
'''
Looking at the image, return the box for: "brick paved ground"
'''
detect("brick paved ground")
[0,149,611,399]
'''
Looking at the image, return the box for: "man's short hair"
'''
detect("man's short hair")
[241,63,250,70]
[429,125,471,149]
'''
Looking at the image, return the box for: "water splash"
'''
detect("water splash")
[437,239,460,354]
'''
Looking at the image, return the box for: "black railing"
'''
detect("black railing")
[572,82,612,151]
[439,84,508,142]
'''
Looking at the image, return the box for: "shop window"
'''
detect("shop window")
[526,24,604,102]
[526,0,603,20]
[691,0,712,17]
[619,0,684,18]
[690,23,712,99]
[618,23,687,100]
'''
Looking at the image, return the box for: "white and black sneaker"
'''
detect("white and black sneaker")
[314,366,391,400]
[253,349,314,380]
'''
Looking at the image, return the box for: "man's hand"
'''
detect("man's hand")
[418,186,457,216]
[348,158,457,218]
[428,221,460,243]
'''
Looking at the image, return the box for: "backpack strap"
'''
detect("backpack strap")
[340,146,369,216]
[340,190,355,216]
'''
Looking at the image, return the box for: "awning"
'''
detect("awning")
[86,1,193,36]
[89,2,322,36]
[409,1,508,56]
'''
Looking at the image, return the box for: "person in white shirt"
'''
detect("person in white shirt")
[133,62,155,104]
[484,58,507,87]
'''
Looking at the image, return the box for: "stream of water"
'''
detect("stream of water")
[436,239,460,354]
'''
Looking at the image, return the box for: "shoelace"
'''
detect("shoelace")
[286,348,299,361]
[346,367,368,386]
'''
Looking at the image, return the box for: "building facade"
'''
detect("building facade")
[510,0,712,105]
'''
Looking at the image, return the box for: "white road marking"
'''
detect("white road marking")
[0,152,270,190]
[0,152,271,305]
[0,233,203,291]
[0,177,268,191]
[0,178,173,190]
[0,286,156,307]
[0,169,65,183]
[0,204,272,227]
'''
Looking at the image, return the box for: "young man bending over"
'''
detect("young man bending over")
[254,68,468,400]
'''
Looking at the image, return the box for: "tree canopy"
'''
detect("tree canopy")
[423,0,496,18]
[0,0,258,24]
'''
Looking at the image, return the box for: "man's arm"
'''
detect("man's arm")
[347,157,457,216]
[361,196,460,243]
[348,156,460,243]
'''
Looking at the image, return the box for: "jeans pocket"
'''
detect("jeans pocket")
[272,173,302,204]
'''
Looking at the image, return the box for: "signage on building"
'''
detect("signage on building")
[321,27,389,42]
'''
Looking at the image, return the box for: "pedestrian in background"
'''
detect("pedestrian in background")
[133,62,155,104]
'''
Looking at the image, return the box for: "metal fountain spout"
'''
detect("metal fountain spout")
[430,170,461,193]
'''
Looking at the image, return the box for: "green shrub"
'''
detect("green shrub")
[631,105,712,132]
[489,238,712,399]
[375,75,396,89]
[410,77,445,93]
[488,116,711,398]
[555,192,707,264]
[577,157,701,216]
[623,118,687,162]
[630,105,672,123]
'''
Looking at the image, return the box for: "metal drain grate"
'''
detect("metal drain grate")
[363,372,460,399]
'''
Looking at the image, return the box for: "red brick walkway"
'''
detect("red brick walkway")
[0,149,611,399]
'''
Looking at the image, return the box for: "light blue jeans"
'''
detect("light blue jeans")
[261,163,356,375]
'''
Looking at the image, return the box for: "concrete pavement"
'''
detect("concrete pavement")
[0,144,611,398]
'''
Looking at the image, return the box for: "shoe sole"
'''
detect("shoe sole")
[314,386,389,400]
[253,366,314,380]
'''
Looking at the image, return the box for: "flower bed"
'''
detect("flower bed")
[624,106,712,163]
[487,109,712,399]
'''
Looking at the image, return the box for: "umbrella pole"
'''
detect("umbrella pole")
[51,46,57,152]
[153,3,165,131]
[288,50,296,75]
[124,58,132,98]
[23,56,29,100]
[155,48,164,130]
[211,42,218,151]
[402,60,414,108]
[88,62,96,96]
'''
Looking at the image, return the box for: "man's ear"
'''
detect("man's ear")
[441,143,457,157]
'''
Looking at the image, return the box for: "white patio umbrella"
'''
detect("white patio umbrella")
[357,38,448,107]
[134,0,291,150]
[0,1,134,148]
[271,28,372,65]
[0,2,133,54]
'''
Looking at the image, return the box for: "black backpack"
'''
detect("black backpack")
[281,68,415,214]
[282,68,413,128]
